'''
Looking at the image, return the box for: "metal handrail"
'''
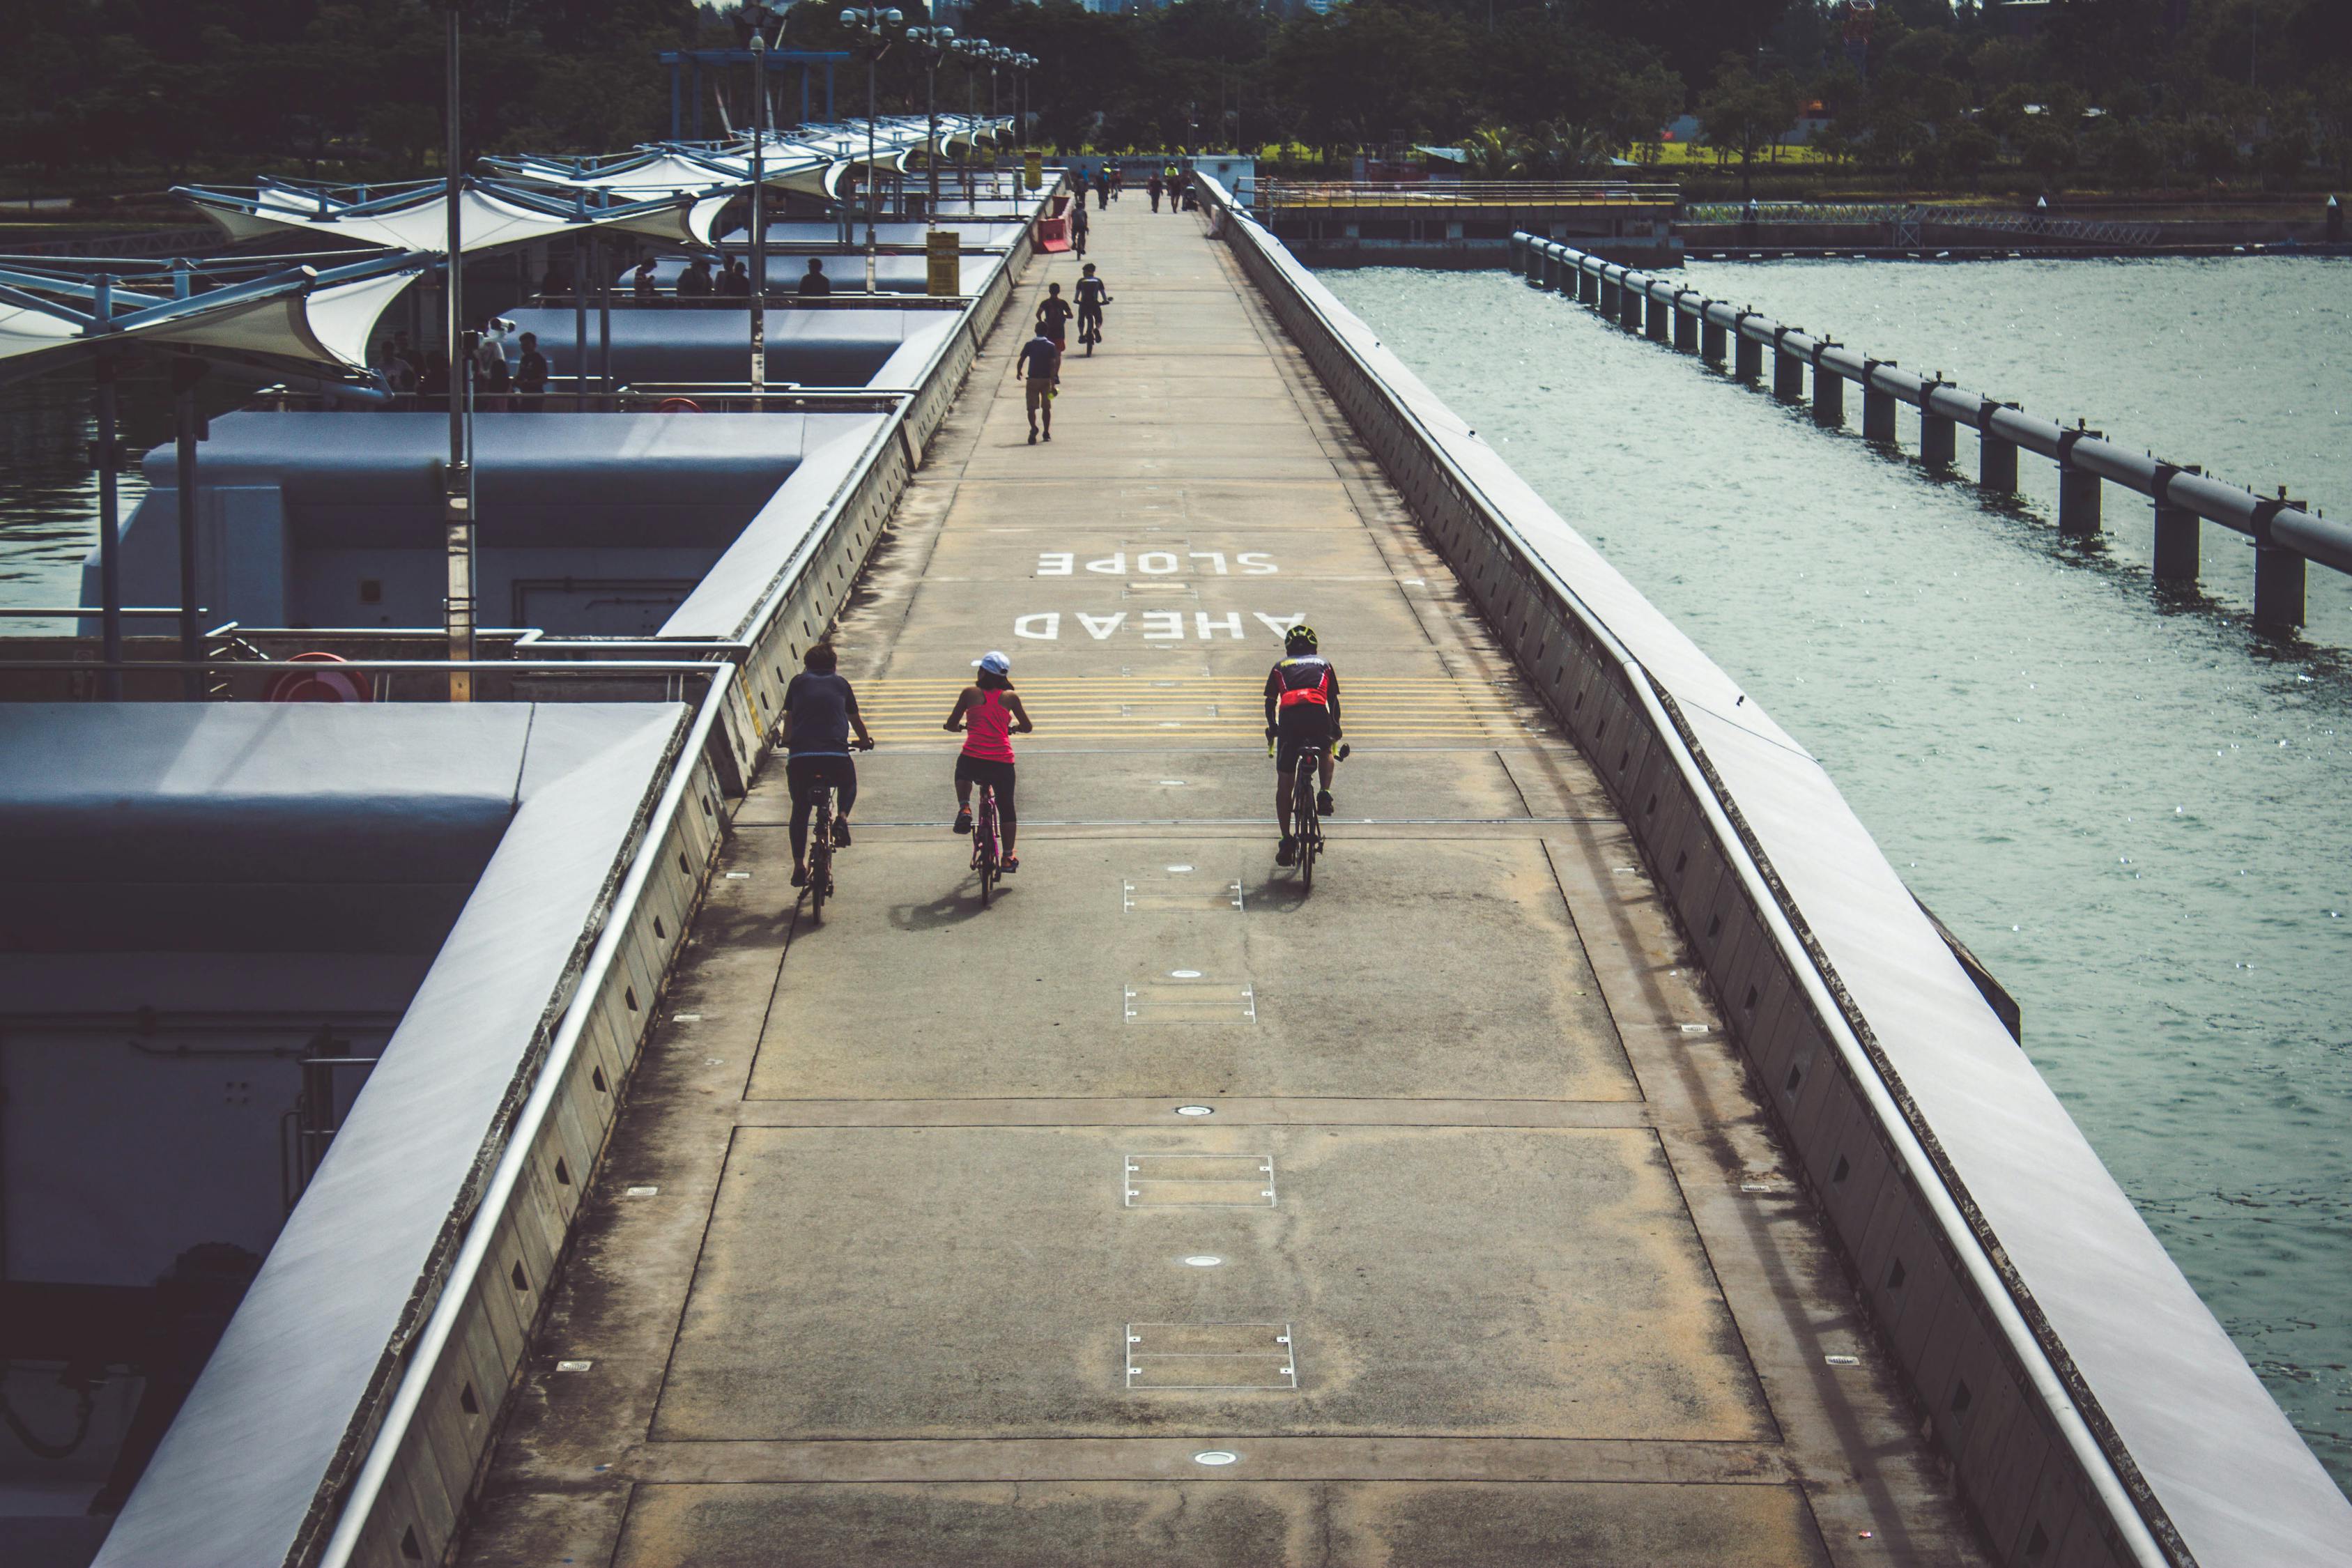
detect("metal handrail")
[1259,179,1678,206]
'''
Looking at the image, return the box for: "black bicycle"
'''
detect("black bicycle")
[795,741,871,926]
[971,781,1005,907]
[1283,741,1348,891]
[1078,307,1103,355]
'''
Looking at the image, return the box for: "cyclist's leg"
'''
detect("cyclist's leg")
[785,756,816,868]
[830,757,859,843]
[992,761,1019,861]
[953,753,976,831]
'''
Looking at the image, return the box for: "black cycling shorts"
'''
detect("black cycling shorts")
[955,753,1018,822]
[1273,709,1332,774]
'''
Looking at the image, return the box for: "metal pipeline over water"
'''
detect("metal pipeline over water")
[1511,233,2352,627]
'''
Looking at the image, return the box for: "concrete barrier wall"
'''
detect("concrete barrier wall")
[310,187,1054,1568]
[320,675,736,1568]
[1200,180,2352,1568]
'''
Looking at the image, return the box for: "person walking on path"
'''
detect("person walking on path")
[631,256,659,298]
[799,257,833,296]
[1017,326,1061,444]
[1146,171,1163,212]
[1035,281,1073,352]
[944,650,1032,873]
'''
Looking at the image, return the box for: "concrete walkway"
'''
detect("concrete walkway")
[456,194,1990,1567]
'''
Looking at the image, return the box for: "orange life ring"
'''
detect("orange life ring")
[656,396,705,413]
[265,651,372,704]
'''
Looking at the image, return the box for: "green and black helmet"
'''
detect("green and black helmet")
[1284,624,1319,653]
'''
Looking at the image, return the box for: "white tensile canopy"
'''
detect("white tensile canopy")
[178,180,706,256]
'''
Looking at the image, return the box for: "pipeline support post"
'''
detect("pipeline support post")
[1772,330,1806,401]
[2252,498,2307,631]
[2057,428,2103,537]
[1812,354,1845,426]
[1861,360,1898,443]
[1619,280,1644,332]
[1598,274,1618,318]
[1980,401,2018,495]
[1733,314,1762,381]
[1578,266,1597,305]
[1673,295,1699,353]
[1920,382,1955,468]
[2152,465,2201,584]
[1702,316,1727,365]
[1645,293,1670,342]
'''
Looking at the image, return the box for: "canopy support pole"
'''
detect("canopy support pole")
[443,1,474,702]
[92,303,122,701]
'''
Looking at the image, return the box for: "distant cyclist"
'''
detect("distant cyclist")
[1265,624,1342,867]
[778,643,875,888]
[1074,263,1112,347]
[945,650,1034,873]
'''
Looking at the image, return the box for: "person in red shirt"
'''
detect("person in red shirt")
[1264,624,1342,866]
[944,651,1035,871]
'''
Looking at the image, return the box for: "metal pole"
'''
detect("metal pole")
[571,236,587,408]
[170,264,203,696]
[595,233,611,397]
[925,46,939,222]
[443,1,474,702]
[92,286,122,701]
[866,52,879,291]
[751,34,768,392]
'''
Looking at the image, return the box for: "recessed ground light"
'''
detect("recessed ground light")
[1157,780,1186,786]
[1824,1354,1861,1367]
[1181,1255,1224,1268]
[555,1360,593,1373]
[1171,969,1203,978]
[1192,1450,1240,1466]
[725,871,752,879]
[1680,1023,1709,1034]
[624,1185,660,1198]
[1166,864,1194,872]
[672,1013,702,1022]
[1175,1105,1215,1117]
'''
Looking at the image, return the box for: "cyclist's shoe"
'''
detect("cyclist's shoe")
[953,806,974,835]
[790,863,808,887]
[1027,429,1037,445]
[832,818,852,847]
[1001,854,1020,873]
[1316,789,1335,817]
[1276,834,1298,867]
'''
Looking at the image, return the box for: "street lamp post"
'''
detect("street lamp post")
[907,24,955,223]
[751,32,767,391]
[841,6,904,291]
[441,0,472,702]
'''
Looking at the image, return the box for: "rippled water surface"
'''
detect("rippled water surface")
[1323,258,2351,1492]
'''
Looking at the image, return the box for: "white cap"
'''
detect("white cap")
[972,650,1010,674]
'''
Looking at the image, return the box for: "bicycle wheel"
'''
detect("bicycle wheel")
[807,794,832,924]
[1294,758,1319,890]
[974,787,999,907]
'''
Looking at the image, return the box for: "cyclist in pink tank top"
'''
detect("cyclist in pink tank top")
[944,650,1033,870]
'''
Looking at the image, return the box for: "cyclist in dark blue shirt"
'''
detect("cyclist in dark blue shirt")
[778,643,875,887]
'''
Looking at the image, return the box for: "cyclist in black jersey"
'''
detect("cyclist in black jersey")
[1074,265,1111,349]
[1266,624,1342,867]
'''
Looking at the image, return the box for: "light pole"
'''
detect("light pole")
[441,0,472,702]
[751,31,767,391]
[907,24,955,222]
[958,38,987,200]
[841,6,903,291]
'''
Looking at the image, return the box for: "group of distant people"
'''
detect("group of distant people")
[370,318,550,410]
[634,254,836,298]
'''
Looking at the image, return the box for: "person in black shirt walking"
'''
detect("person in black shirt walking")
[778,643,876,888]
[799,257,833,296]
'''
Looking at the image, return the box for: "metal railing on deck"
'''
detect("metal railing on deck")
[1258,179,1678,210]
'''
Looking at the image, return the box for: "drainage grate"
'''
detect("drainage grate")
[1125,1323,1296,1390]
[1124,1153,1277,1208]
[1125,977,1256,1022]
[1122,582,1199,601]
[1123,876,1245,913]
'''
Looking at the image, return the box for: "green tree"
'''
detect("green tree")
[1698,54,1798,197]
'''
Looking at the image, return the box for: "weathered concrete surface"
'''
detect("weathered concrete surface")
[453,194,1992,1567]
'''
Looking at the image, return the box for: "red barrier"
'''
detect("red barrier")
[1037,216,1071,253]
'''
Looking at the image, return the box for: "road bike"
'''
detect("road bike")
[1078,308,1103,355]
[804,783,838,923]
[971,782,1005,907]
[1279,741,1348,891]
